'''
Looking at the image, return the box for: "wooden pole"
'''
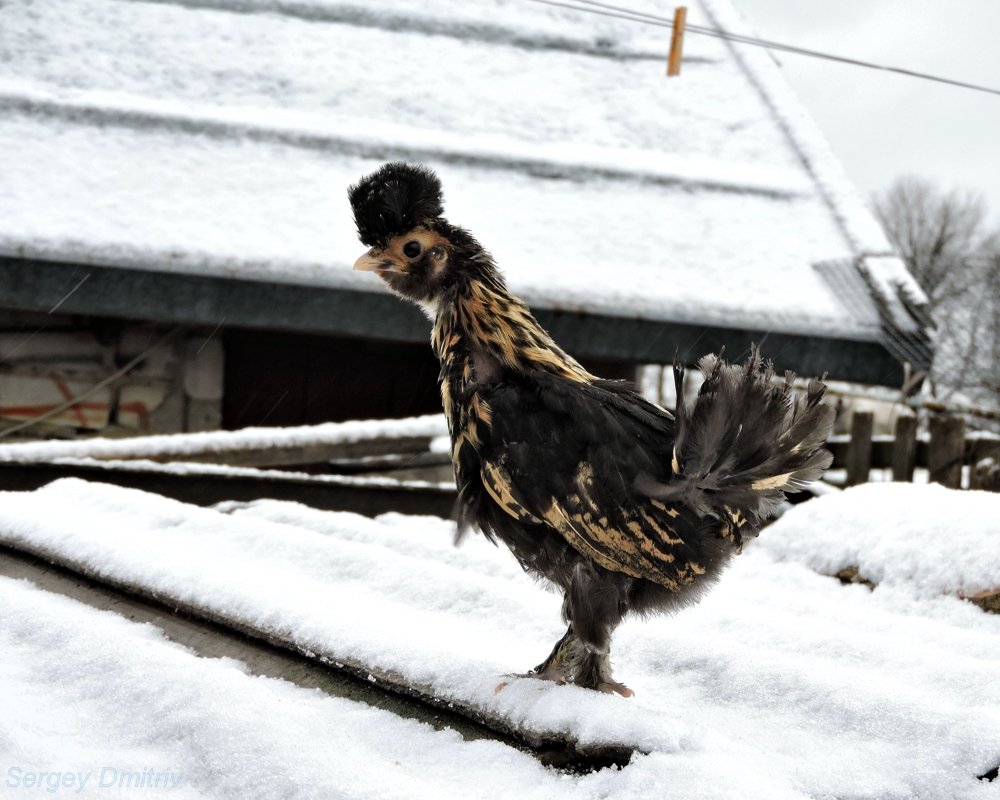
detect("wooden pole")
[970,458,1000,492]
[667,6,688,77]
[928,415,965,488]
[891,414,918,482]
[845,411,874,486]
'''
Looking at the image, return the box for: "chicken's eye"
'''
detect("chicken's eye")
[403,240,422,258]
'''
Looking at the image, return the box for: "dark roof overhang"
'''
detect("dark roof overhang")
[1,256,904,384]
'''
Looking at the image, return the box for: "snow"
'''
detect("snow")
[1,478,998,798]
[0,0,902,338]
[0,578,588,800]
[761,482,1000,598]
[0,414,447,463]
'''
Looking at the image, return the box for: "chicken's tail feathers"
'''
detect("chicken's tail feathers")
[640,347,835,528]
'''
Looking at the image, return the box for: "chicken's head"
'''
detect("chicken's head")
[348,162,497,313]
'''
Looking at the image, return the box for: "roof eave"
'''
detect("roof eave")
[0,256,903,384]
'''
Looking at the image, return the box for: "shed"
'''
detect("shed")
[0,0,929,435]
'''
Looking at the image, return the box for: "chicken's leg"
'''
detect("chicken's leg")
[514,561,633,695]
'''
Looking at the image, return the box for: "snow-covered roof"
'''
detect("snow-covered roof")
[0,0,921,340]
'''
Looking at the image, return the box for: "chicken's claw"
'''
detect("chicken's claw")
[596,679,635,698]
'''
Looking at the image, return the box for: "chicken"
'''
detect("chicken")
[349,162,834,696]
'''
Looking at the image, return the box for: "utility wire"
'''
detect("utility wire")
[525,0,1000,98]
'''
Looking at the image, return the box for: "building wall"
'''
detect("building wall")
[0,311,221,439]
[222,328,639,429]
[0,312,641,439]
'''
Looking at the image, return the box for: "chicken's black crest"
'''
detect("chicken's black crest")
[348,162,445,249]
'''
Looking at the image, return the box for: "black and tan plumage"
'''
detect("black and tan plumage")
[349,162,835,696]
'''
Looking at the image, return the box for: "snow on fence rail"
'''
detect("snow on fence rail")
[0,414,449,468]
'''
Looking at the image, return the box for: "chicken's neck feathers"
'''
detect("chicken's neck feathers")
[431,275,592,478]
[431,277,592,385]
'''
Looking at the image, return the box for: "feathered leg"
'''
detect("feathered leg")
[527,561,634,697]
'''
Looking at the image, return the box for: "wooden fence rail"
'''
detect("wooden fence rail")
[829,412,1000,491]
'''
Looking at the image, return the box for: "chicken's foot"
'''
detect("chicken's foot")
[496,627,633,697]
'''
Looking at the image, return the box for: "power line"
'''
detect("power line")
[525,0,1000,98]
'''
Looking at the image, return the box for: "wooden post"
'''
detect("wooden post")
[667,6,688,76]
[970,458,1000,492]
[891,414,918,482]
[845,411,874,486]
[928,415,965,488]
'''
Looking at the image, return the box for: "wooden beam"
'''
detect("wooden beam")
[971,459,1000,492]
[0,462,457,519]
[667,6,688,77]
[0,542,632,768]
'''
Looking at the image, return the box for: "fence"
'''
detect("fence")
[828,412,1000,491]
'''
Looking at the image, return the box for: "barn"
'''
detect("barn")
[0,0,929,438]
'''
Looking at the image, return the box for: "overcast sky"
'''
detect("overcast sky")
[734,0,1000,230]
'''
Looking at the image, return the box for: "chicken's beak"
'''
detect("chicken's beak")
[353,250,384,272]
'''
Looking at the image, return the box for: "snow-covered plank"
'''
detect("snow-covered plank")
[0,479,998,797]
[0,414,447,466]
[0,546,521,759]
[0,578,636,799]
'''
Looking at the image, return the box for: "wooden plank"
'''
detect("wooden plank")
[0,546,502,746]
[845,411,874,486]
[928,415,965,488]
[891,414,918,482]
[968,437,1000,465]
[0,462,457,519]
[0,542,633,769]
[145,435,435,468]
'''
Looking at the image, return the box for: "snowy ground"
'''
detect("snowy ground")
[1,479,998,798]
